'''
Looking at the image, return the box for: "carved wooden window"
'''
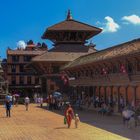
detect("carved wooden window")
[19,76,24,84]
[90,70,93,77]
[11,65,16,73]
[12,55,19,62]
[86,70,89,77]
[113,65,118,73]
[127,62,133,73]
[52,66,60,74]
[77,71,80,77]
[19,65,24,73]
[80,70,84,77]
[11,76,16,85]
[24,55,32,62]
[27,76,32,84]
[35,77,39,84]
[50,84,54,90]
[94,68,99,74]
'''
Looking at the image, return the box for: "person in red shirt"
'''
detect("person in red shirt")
[64,104,74,128]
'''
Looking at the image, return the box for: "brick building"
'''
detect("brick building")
[62,38,140,111]
[6,40,47,97]
[0,58,8,97]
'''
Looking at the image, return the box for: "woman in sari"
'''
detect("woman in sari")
[65,104,74,128]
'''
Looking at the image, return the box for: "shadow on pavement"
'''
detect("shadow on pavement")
[54,126,68,129]
[35,105,140,140]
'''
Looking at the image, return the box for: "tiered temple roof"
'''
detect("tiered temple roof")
[32,11,101,63]
[42,10,102,40]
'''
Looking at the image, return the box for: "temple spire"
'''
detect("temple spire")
[66,9,72,20]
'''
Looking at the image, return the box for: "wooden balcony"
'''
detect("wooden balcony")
[69,73,140,86]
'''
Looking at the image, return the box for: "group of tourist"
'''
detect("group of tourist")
[47,94,64,110]
[34,96,43,107]
[74,95,115,115]
[122,105,140,128]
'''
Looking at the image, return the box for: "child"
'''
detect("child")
[75,114,80,128]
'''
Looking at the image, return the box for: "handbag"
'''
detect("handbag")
[64,116,67,124]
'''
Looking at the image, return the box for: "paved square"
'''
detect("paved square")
[0,104,138,140]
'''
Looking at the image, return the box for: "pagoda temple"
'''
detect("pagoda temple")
[31,10,102,95]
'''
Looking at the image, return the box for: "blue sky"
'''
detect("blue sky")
[0,0,140,58]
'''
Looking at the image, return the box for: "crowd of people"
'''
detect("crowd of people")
[70,94,140,129]
[46,94,64,110]
[3,92,140,129]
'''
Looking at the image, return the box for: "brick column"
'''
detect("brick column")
[126,86,128,106]
[134,86,137,108]
[111,86,113,105]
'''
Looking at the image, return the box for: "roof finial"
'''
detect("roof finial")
[67,9,72,20]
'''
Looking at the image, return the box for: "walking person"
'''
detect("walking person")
[94,96,99,108]
[24,96,30,111]
[75,114,80,128]
[12,96,16,105]
[5,100,12,117]
[120,96,125,111]
[64,104,74,128]
[40,97,43,108]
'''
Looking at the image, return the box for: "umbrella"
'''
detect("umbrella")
[5,95,12,101]
[52,92,62,98]
[6,95,10,100]
[13,94,20,97]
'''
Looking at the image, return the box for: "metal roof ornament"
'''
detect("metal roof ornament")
[67,9,72,20]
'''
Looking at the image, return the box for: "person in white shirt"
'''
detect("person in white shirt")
[24,96,30,111]
[40,97,43,107]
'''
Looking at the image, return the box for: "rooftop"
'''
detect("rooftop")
[32,52,89,62]
[7,49,47,55]
[63,38,140,69]
[42,10,102,39]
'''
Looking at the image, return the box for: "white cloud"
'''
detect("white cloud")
[17,40,26,49]
[122,14,140,25]
[102,16,120,33]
